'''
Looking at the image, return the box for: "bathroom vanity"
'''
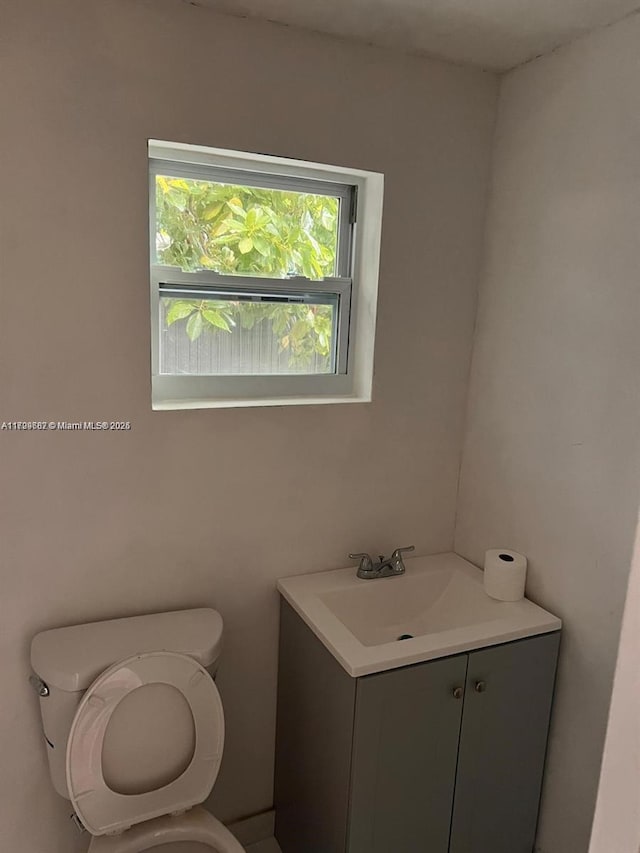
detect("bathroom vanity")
[274,552,560,853]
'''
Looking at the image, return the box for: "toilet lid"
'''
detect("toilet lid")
[66,651,224,836]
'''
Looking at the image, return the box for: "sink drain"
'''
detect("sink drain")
[397,633,414,641]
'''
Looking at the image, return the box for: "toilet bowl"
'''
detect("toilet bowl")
[30,609,245,853]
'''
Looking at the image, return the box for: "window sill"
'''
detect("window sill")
[152,393,371,410]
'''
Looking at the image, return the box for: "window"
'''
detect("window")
[149,140,383,409]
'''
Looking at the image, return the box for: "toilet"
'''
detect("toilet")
[30,609,245,853]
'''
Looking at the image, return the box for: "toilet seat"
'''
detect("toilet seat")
[86,806,246,852]
[67,652,224,836]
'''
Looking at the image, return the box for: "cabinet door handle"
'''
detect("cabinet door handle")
[452,686,464,699]
[474,680,487,693]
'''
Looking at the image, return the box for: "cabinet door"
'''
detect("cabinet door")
[449,632,560,853]
[347,655,468,853]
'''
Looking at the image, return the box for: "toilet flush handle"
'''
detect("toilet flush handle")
[29,675,49,697]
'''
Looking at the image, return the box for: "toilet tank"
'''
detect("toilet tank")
[30,608,224,798]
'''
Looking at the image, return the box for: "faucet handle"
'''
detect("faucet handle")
[391,545,415,558]
[391,545,415,569]
[349,552,373,572]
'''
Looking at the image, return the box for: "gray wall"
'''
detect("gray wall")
[455,14,640,852]
[0,1,497,851]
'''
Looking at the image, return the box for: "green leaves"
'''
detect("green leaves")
[204,202,224,220]
[253,236,270,257]
[156,175,340,364]
[202,309,231,332]
[226,197,245,217]
[155,175,338,280]
[186,311,203,341]
[162,297,333,368]
[291,320,308,342]
[164,299,232,341]
[166,300,196,325]
[245,207,258,229]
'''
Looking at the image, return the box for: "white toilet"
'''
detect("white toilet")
[30,609,246,853]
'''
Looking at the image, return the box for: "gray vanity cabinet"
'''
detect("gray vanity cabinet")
[348,655,467,853]
[449,635,559,853]
[274,600,559,853]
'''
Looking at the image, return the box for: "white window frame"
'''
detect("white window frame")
[149,140,383,410]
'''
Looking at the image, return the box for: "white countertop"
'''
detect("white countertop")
[277,551,561,677]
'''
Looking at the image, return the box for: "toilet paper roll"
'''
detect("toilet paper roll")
[483,549,527,601]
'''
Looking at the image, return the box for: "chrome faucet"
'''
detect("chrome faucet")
[349,546,415,579]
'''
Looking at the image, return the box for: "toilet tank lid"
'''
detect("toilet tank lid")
[31,608,223,693]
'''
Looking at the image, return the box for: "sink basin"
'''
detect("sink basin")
[277,552,561,676]
[320,567,508,646]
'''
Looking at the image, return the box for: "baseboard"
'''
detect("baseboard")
[228,809,276,846]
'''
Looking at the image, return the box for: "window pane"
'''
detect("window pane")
[155,175,340,279]
[160,295,337,376]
